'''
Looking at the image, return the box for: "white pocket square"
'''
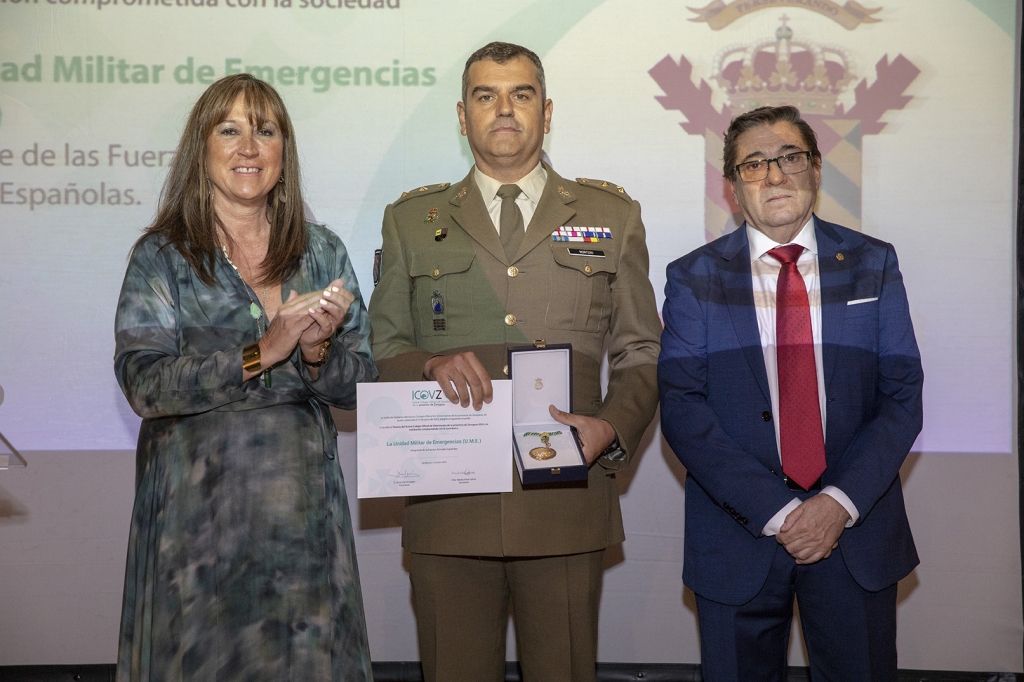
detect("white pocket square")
[847,297,879,306]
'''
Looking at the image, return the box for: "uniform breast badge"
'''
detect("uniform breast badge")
[434,227,448,241]
[431,290,446,331]
[524,431,561,460]
[535,378,543,390]
[425,207,439,223]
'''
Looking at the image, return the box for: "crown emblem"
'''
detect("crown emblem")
[711,15,856,117]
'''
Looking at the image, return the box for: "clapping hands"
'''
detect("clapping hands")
[256,278,352,369]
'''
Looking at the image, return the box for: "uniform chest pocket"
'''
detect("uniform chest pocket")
[544,243,617,333]
[409,250,477,337]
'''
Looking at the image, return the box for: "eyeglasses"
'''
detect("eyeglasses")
[733,151,813,182]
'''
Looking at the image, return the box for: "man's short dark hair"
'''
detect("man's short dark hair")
[462,41,546,103]
[722,105,821,180]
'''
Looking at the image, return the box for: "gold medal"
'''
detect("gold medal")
[529,446,557,460]
[524,431,561,461]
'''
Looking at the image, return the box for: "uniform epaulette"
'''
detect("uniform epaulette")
[393,182,451,205]
[575,178,632,202]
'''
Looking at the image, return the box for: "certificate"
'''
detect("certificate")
[356,380,512,498]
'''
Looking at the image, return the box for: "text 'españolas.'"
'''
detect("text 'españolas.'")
[1,56,437,92]
[0,143,170,211]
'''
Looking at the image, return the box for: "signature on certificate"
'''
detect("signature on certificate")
[392,470,422,479]
[452,470,477,476]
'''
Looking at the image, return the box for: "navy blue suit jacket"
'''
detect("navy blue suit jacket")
[658,217,923,606]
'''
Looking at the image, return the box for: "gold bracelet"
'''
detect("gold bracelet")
[242,342,262,373]
[303,339,331,368]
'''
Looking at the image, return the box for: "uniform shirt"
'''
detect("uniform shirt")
[747,220,859,536]
[474,162,547,233]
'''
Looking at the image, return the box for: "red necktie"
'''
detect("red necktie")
[768,245,826,490]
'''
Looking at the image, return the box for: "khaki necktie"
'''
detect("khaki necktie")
[497,184,525,261]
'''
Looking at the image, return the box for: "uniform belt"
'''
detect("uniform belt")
[784,475,822,492]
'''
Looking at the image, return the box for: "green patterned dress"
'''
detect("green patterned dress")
[113,223,376,682]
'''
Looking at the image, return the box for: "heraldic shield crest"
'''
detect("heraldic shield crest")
[650,9,921,242]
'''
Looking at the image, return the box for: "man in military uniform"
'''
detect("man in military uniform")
[368,41,661,682]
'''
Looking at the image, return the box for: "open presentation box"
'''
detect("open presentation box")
[508,343,588,484]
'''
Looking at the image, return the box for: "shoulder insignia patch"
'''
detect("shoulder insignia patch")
[575,178,632,202]
[393,182,451,205]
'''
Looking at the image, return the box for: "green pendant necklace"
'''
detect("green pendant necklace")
[221,244,272,387]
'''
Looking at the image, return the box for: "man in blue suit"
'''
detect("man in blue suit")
[659,105,923,681]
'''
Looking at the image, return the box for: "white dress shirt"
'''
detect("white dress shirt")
[747,220,859,536]
[474,162,547,233]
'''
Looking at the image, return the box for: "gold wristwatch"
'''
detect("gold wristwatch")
[303,339,331,368]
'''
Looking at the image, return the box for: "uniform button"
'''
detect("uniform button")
[432,268,440,277]
[740,517,748,525]
[502,364,509,376]
[507,265,519,277]
[761,411,772,422]
[505,314,517,326]
[584,265,592,274]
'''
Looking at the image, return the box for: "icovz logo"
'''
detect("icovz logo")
[411,389,444,401]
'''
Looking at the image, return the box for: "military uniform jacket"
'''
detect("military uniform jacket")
[369,163,662,557]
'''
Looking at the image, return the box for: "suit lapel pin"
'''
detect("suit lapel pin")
[434,227,448,241]
[425,207,439,224]
[836,253,845,261]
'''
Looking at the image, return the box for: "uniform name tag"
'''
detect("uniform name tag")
[568,248,605,257]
